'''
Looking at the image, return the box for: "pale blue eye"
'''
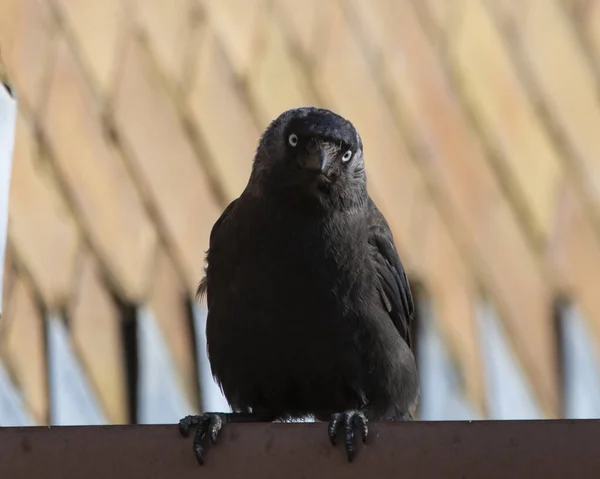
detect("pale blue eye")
[288,133,298,147]
[342,150,352,162]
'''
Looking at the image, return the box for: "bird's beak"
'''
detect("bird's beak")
[320,148,329,174]
[303,144,333,175]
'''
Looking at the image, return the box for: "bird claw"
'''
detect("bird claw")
[178,413,225,465]
[328,410,368,462]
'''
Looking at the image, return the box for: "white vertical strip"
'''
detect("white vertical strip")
[47,315,107,425]
[417,298,479,420]
[0,83,17,318]
[137,305,195,424]
[561,303,600,419]
[192,304,230,413]
[0,362,35,426]
[477,302,543,420]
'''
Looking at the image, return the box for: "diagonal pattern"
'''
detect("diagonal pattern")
[1,0,600,423]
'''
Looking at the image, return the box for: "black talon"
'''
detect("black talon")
[343,414,356,462]
[178,414,203,437]
[328,413,343,445]
[178,413,225,465]
[193,418,209,465]
[354,413,368,443]
[208,414,223,443]
[178,412,264,465]
[327,410,369,462]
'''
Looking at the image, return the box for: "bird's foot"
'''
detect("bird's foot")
[179,413,225,465]
[328,410,368,463]
[178,412,263,465]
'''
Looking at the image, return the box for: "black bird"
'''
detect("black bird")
[179,107,419,464]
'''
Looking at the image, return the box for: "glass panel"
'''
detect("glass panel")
[0,83,17,318]
[191,304,231,413]
[137,305,195,424]
[476,303,543,419]
[560,303,600,419]
[0,362,34,426]
[47,315,106,425]
[417,299,479,420]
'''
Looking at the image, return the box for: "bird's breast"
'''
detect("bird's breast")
[209,205,371,327]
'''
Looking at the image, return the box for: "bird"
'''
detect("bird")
[179,106,419,465]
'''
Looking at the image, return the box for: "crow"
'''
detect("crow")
[179,107,419,464]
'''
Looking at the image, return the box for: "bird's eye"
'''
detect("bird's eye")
[288,133,298,147]
[342,150,353,163]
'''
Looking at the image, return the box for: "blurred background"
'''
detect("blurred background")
[1,0,600,427]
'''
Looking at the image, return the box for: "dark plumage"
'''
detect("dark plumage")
[179,107,419,464]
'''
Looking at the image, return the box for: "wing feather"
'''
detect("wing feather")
[196,198,238,300]
[367,198,415,348]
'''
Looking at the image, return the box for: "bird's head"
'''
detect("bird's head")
[248,107,367,208]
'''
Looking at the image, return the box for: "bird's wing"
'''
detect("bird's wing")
[367,198,415,349]
[196,198,238,299]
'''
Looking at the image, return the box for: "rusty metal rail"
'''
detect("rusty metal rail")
[0,420,599,478]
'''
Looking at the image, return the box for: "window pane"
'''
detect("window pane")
[47,315,106,425]
[560,303,600,419]
[477,303,542,419]
[0,83,16,318]
[137,305,195,424]
[417,298,479,420]
[0,362,34,426]
[191,304,230,413]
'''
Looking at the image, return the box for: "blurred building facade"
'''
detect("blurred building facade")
[1,0,600,426]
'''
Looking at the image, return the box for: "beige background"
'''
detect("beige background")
[1,0,599,424]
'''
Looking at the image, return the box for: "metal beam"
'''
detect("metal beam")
[0,420,599,478]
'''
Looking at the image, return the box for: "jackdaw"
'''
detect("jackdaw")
[179,107,419,464]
